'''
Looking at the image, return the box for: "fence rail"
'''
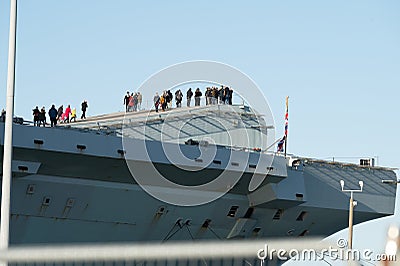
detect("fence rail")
[0,239,327,263]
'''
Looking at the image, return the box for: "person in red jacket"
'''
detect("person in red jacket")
[64,105,72,123]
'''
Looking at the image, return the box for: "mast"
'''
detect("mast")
[284,96,289,157]
[0,0,17,255]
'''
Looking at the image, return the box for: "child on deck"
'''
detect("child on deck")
[70,108,77,122]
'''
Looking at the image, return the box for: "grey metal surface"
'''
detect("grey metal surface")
[0,106,397,245]
[66,105,271,149]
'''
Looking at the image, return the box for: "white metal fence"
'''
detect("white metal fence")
[0,239,328,266]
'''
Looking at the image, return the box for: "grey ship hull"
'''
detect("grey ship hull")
[0,120,397,245]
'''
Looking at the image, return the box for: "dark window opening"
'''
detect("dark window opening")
[227,206,239,217]
[296,193,304,200]
[77,144,86,150]
[243,207,254,219]
[33,139,44,145]
[42,197,51,206]
[18,165,28,171]
[26,184,35,195]
[272,209,283,220]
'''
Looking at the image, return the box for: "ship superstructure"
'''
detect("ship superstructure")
[0,104,396,244]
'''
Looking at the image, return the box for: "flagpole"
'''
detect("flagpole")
[284,96,289,157]
[1,0,17,259]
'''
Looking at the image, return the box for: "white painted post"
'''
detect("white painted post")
[0,0,18,260]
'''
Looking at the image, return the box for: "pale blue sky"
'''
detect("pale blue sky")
[1,0,399,263]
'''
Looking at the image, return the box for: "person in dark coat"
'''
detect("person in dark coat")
[194,88,202,106]
[48,104,58,127]
[224,86,230,104]
[57,105,63,122]
[229,88,233,105]
[175,89,183,108]
[167,90,173,108]
[81,100,88,119]
[0,109,5,122]
[123,91,130,112]
[165,91,170,109]
[32,106,40,126]
[39,107,46,127]
[186,88,193,107]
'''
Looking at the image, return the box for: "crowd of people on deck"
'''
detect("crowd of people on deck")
[1,85,234,127]
[1,85,234,128]
[152,86,233,113]
[121,86,233,113]
[124,91,142,112]
[2,86,233,127]
[31,100,88,127]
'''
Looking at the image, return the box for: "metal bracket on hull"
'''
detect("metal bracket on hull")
[226,218,257,239]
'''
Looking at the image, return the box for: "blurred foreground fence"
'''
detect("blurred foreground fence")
[0,239,329,266]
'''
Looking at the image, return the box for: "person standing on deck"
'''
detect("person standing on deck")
[48,104,57,127]
[1,109,5,122]
[224,86,230,104]
[219,86,224,104]
[161,91,167,111]
[186,88,193,107]
[127,93,134,112]
[175,89,183,108]
[64,105,72,123]
[39,107,46,127]
[32,106,40,126]
[211,87,218,105]
[194,88,202,106]
[81,100,88,119]
[137,92,142,110]
[124,91,130,112]
[167,90,173,109]
[70,108,77,122]
[154,92,160,112]
[57,105,63,122]
[205,87,211,105]
[131,93,137,112]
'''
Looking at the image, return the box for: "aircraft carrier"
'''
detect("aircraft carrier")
[0,103,397,245]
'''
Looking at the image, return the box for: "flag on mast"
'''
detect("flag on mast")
[277,96,289,154]
[277,135,285,152]
[284,96,289,156]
